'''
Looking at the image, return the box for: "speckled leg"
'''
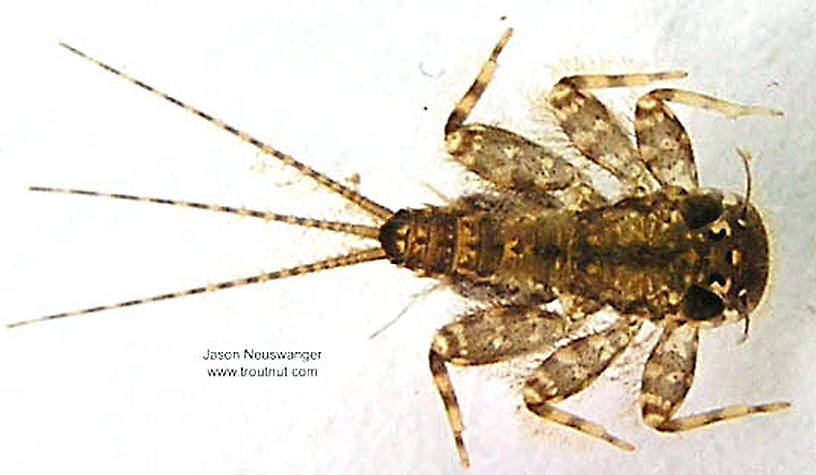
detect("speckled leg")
[635,89,782,192]
[641,323,790,433]
[523,317,642,451]
[429,306,570,467]
[444,29,605,209]
[548,72,688,194]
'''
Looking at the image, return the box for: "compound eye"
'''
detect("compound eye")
[681,195,724,229]
[682,285,725,321]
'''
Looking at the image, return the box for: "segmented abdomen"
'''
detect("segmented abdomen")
[378,202,571,297]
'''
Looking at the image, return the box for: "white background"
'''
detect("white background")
[1,1,814,474]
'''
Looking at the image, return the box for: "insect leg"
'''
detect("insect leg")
[635,89,781,191]
[429,305,571,467]
[634,90,698,191]
[548,72,687,194]
[637,89,782,119]
[445,123,606,209]
[641,323,790,433]
[523,317,642,451]
[444,28,512,134]
[442,29,606,208]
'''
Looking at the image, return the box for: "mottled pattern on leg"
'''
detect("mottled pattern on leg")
[640,323,698,428]
[525,317,640,402]
[522,317,641,449]
[429,306,572,467]
[549,75,669,195]
[641,322,790,432]
[635,88,782,191]
[635,93,698,191]
[442,29,605,210]
[432,306,569,365]
[445,124,605,209]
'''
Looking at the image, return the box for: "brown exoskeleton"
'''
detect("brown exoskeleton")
[9,29,789,467]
